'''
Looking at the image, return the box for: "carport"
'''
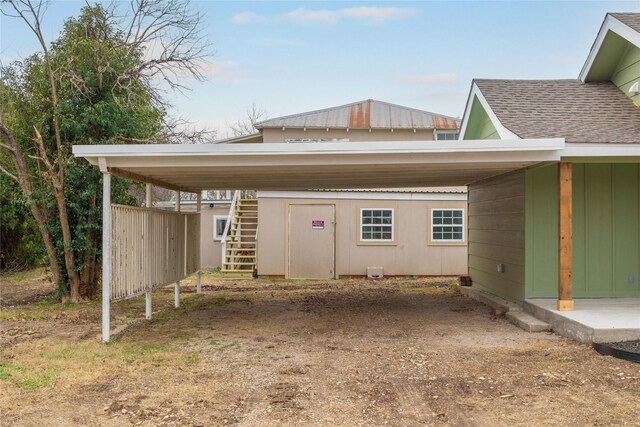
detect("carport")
[73,139,564,342]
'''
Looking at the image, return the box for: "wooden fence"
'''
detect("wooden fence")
[111,205,200,301]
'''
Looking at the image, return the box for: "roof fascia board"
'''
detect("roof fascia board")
[579,14,640,82]
[473,85,521,140]
[458,82,477,140]
[257,190,467,201]
[458,83,520,140]
[561,142,640,159]
[73,139,560,159]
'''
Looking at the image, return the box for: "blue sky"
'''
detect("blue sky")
[2,1,639,137]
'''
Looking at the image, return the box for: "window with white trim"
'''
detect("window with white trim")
[431,209,464,242]
[213,215,229,241]
[360,208,394,241]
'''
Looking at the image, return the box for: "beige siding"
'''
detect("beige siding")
[468,170,526,302]
[257,196,467,277]
[261,128,435,143]
[179,204,229,269]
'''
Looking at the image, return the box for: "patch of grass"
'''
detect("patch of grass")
[213,297,228,305]
[183,352,200,366]
[31,299,58,307]
[0,310,52,320]
[207,338,240,353]
[168,331,193,341]
[61,301,77,309]
[0,267,47,283]
[0,363,55,391]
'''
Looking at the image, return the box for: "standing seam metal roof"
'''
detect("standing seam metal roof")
[255,99,460,130]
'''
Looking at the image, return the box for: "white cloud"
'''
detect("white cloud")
[403,74,459,84]
[286,8,342,25]
[231,11,267,25]
[340,7,417,22]
[231,7,417,26]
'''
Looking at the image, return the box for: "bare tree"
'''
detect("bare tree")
[0,0,214,300]
[228,101,268,137]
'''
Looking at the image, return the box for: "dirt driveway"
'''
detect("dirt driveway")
[1,273,639,426]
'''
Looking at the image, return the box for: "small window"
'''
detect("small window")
[431,209,464,242]
[360,208,394,241]
[213,215,229,241]
[435,131,459,141]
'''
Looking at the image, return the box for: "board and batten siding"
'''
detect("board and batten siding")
[611,43,640,105]
[526,163,640,298]
[462,97,499,140]
[468,170,526,302]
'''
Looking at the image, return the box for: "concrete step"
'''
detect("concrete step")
[506,311,551,333]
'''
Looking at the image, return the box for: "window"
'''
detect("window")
[434,131,459,141]
[360,208,394,241]
[213,215,229,241]
[431,209,464,242]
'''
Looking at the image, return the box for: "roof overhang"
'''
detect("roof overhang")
[580,14,640,82]
[458,82,520,140]
[73,140,565,192]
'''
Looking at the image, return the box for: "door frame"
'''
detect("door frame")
[285,202,337,279]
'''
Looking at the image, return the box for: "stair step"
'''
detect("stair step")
[226,242,256,246]
[224,262,256,266]
[506,311,551,333]
[226,255,256,259]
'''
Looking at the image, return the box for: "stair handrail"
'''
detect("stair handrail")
[254,223,258,276]
[221,190,240,267]
[221,190,239,242]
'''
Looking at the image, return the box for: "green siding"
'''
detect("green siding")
[611,44,640,105]
[525,164,558,298]
[463,96,499,140]
[468,170,525,302]
[526,163,640,298]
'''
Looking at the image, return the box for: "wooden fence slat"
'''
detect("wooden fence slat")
[110,205,201,301]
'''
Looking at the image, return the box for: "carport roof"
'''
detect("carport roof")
[73,139,566,193]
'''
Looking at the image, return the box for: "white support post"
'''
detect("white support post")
[196,192,202,294]
[101,170,112,343]
[174,190,180,308]
[145,183,152,320]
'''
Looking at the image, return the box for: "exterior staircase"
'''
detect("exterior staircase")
[221,196,258,278]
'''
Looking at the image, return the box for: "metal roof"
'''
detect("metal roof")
[255,99,460,130]
[311,187,467,194]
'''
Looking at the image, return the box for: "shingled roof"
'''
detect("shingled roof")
[474,79,640,144]
[610,12,640,32]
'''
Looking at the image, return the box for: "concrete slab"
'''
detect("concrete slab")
[459,286,522,313]
[506,311,551,333]
[525,298,640,343]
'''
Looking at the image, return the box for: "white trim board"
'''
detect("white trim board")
[579,14,640,82]
[258,190,467,201]
[458,82,520,141]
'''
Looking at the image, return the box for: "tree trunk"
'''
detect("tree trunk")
[0,124,61,287]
